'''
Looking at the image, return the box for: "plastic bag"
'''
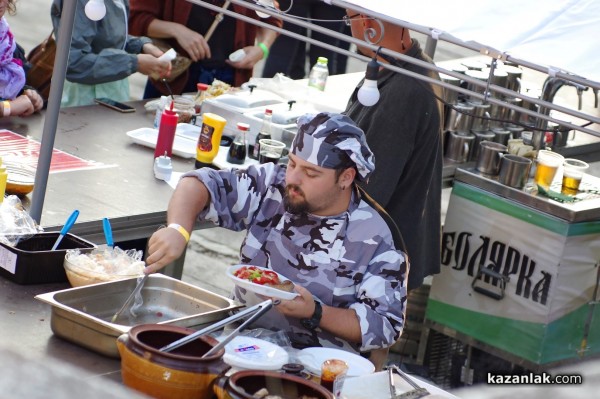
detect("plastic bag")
[0,195,43,247]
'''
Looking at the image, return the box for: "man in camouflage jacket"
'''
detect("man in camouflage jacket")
[146,112,408,355]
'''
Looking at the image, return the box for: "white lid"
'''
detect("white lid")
[158,48,177,62]
[222,336,289,371]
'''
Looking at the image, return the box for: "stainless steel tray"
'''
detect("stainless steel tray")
[454,167,600,222]
[35,274,241,358]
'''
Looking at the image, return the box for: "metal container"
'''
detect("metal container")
[464,70,489,103]
[491,127,511,146]
[470,103,491,132]
[444,103,474,133]
[440,73,461,104]
[498,154,533,188]
[445,131,476,163]
[476,141,507,175]
[35,274,242,358]
[501,65,523,93]
[470,130,496,161]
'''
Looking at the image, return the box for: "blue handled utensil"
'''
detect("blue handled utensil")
[103,218,114,248]
[51,210,80,251]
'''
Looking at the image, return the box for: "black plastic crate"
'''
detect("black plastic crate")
[0,232,96,284]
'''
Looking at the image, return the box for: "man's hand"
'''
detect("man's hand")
[272,285,316,319]
[145,226,188,274]
[137,54,172,78]
[173,25,211,61]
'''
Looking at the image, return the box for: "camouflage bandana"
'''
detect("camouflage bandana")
[291,112,375,181]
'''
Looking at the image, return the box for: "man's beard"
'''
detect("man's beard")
[283,184,310,214]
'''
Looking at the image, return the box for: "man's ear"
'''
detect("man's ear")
[341,167,356,187]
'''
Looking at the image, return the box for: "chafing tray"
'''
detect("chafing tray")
[35,274,241,358]
[454,167,600,222]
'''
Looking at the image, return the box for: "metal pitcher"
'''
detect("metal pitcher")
[476,141,507,175]
[444,103,475,133]
[445,131,476,163]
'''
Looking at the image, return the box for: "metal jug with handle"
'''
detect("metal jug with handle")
[476,141,507,175]
[445,131,476,163]
[444,103,475,133]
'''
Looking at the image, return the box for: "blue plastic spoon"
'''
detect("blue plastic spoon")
[51,210,80,251]
[103,218,114,248]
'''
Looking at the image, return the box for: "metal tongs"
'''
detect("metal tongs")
[159,299,273,356]
[387,365,430,399]
[111,274,149,323]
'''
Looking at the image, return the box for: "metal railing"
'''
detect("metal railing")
[188,0,600,139]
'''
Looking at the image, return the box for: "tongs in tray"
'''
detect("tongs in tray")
[159,299,273,356]
[387,365,430,399]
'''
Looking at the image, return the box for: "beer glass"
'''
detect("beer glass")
[534,150,564,189]
[561,158,589,195]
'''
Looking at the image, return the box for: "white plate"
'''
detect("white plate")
[126,124,201,159]
[222,335,289,371]
[226,265,299,301]
[297,347,375,377]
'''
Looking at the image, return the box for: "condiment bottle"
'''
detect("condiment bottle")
[154,101,178,158]
[0,157,7,203]
[194,83,209,114]
[227,122,250,165]
[250,108,272,160]
[195,113,227,168]
[308,57,329,91]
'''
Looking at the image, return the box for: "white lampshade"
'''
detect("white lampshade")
[85,0,106,21]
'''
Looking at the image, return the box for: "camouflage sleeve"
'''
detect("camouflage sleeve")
[346,203,409,351]
[352,246,408,351]
[181,164,286,231]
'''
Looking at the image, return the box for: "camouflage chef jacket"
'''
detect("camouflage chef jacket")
[186,163,408,353]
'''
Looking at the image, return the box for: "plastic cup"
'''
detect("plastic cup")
[258,139,286,164]
[320,359,348,398]
[534,150,564,188]
[561,158,589,195]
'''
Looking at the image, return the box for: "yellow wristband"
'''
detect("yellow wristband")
[2,101,10,117]
[257,42,269,59]
[168,223,190,243]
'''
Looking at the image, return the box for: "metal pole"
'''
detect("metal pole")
[424,36,437,59]
[30,0,77,223]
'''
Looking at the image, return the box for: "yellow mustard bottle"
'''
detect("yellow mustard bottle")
[195,113,227,168]
[0,157,7,203]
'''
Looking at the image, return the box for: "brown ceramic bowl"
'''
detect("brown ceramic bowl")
[214,370,334,399]
[117,324,229,399]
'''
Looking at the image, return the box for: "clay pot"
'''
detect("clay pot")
[117,324,229,399]
[213,370,334,399]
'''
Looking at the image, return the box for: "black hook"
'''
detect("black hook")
[287,100,296,111]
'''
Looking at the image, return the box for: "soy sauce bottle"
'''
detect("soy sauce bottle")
[250,108,273,160]
[227,122,250,164]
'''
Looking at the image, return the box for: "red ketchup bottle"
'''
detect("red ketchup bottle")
[154,101,178,158]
